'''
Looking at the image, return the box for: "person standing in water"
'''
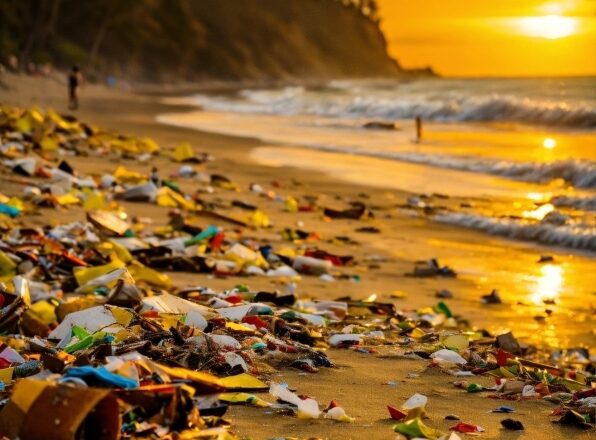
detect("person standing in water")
[68,66,82,110]
[415,115,423,143]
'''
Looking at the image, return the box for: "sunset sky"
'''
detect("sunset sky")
[378,0,596,77]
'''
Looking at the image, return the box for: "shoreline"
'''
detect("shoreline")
[1,73,594,439]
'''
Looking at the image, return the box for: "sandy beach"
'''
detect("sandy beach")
[1,73,594,439]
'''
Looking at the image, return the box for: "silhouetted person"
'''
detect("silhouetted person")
[68,66,82,110]
[415,115,423,143]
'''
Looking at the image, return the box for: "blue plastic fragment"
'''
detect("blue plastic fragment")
[63,366,137,389]
[0,204,20,218]
[492,406,515,413]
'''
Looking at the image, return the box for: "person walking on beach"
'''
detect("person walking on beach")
[68,66,82,110]
[415,115,423,143]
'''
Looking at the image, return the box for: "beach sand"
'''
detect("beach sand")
[0,73,593,439]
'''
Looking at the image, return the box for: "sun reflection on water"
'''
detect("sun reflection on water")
[522,203,555,220]
[531,264,563,305]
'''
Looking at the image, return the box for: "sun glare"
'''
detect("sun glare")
[519,15,578,39]
[543,137,557,149]
[530,264,563,305]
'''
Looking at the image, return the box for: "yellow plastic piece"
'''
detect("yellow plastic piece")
[219,373,268,390]
[27,300,58,326]
[285,196,298,212]
[410,327,427,339]
[173,142,194,162]
[139,137,159,153]
[248,209,269,228]
[156,363,224,389]
[128,261,172,288]
[0,250,17,276]
[561,378,585,392]
[15,116,32,134]
[225,322,256,334]
[40,136,59,152]
[110,307,134,327]
[73,259,126,286]
[47,109,81,133]
[276,247,297,259]
[0,367,15,383]
[439,334,469,352]
[219,392,271,407]
[83,192,107,211]
[113,166,147,184]
[56,193,81,206]
[156,187,195,210]
[108,240,133,264]
[28,108,45,125]
[157,313,182,329]
[6,197,25,211]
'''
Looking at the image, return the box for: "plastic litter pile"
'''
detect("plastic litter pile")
[0,106,593,439]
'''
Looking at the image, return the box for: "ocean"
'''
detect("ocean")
[159,77,596,252]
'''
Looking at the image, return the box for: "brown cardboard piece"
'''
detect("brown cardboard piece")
[0,379,120,440]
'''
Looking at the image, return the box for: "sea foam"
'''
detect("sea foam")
[434,212,596,251]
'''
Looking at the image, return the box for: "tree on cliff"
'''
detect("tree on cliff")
[0,0,398,81]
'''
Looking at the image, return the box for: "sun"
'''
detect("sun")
[518,15,578,39]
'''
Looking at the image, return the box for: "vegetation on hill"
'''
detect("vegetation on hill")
[0,0,400,82]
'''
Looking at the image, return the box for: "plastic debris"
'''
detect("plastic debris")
[492,406,515,413]
[450,422,485,433]
[430,349,467,365]
[388,405,407,421]
[412,259,457,277]
[0,105,594,439]
[394,417,442,439]
[481,289,502,304]
[324,401,355,423]
[270,382,321,419]
[501,418,524,430]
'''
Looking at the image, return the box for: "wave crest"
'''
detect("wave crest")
[194,87,596,128]
[306,146,596,189]
[550,195,596,212]
[434,212,596,251]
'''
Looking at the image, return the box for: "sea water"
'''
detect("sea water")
[159,77,596,252]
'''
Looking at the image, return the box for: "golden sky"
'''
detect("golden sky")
[377,0,596,77]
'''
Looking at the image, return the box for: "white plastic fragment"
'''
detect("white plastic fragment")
[402,393,428,410]
[328,334,362,347]
[266,265,299,277]
[270,382,320,419]
[185,310,208,330]
[48,306,119,341]
[217,303,271,321]
[325,406,355,423]
[143,292,210,315]
[223,352,249,372]
[522,385,538,397]
[430,349,467,365]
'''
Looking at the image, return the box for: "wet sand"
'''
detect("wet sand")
[1,73,594,439]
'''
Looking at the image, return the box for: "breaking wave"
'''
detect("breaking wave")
[550,195,596,212]
[192,84,596,128]
[434,212,596,251]
[373,153,596,189]
[296,146,596,189]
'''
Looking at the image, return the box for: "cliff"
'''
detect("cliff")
[0,0,401,82]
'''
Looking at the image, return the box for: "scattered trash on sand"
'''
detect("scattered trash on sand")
[0,105,594,438]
